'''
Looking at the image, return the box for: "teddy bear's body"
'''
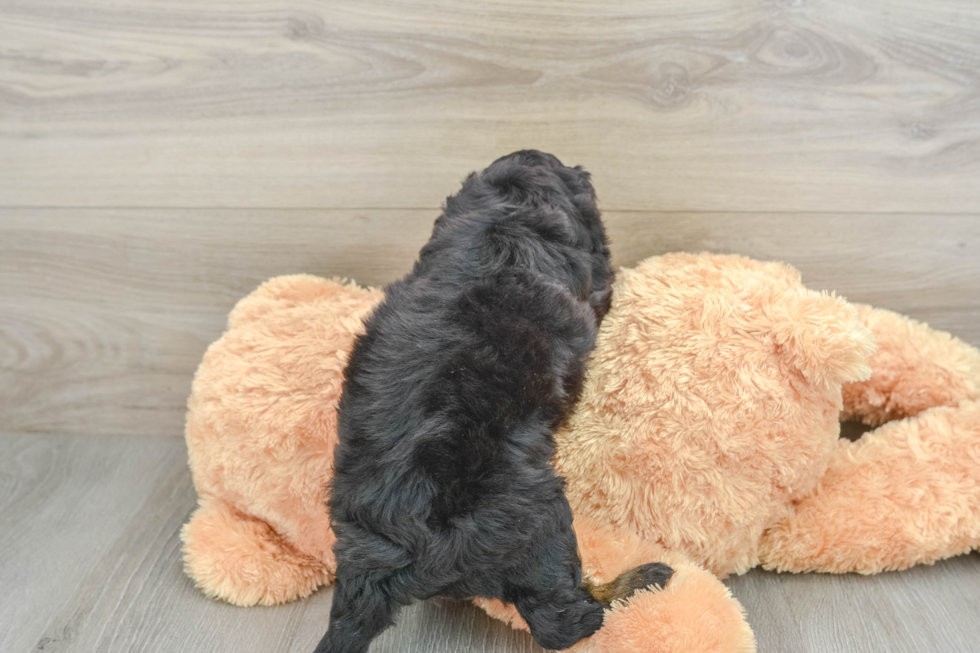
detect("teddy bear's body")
[182,253,980,653]
[183,278,383,605]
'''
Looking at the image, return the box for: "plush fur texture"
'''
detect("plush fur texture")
[182,252,980,653]
[184,276,383,605]
[759,305,980,573]
[553,254,878,576]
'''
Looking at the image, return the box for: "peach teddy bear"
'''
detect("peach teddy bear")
[182,253,980,653]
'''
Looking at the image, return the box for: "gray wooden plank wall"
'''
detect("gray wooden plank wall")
[3,213,978,438]
[2,1,979,652]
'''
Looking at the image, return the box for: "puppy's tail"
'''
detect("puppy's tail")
[584,562,674,607]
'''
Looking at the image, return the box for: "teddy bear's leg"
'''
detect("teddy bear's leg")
[180,497,332,606]
[842,305,980,425]
[474,515,756,653]
[759,400,980,574]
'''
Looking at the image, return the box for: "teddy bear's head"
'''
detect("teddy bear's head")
[555,253,876,576]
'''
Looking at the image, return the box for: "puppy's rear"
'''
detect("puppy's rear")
[316,151,671,653]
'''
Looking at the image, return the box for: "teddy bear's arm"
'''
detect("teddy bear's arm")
[761,304,980,574]
[759,400,980,574]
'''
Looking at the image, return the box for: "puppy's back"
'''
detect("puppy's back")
[329,151,612,581]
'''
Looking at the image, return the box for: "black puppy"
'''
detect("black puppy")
[316,151,672,653]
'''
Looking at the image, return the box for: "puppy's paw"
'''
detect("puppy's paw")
[589,562,674,605]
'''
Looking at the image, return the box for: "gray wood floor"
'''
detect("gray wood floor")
[2,432,979,653]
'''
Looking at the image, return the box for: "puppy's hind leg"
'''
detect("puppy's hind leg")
[313,574,404,653]
[514,562,674,650]
[512,576,606,650]
[509,498,674,650]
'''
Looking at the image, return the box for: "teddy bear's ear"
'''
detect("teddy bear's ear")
[771,291,876,388]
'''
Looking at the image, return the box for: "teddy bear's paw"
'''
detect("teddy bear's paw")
[590,562,674,606]
[181,498,332,606]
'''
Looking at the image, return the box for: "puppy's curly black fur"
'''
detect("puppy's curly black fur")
[315,151,672,653]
